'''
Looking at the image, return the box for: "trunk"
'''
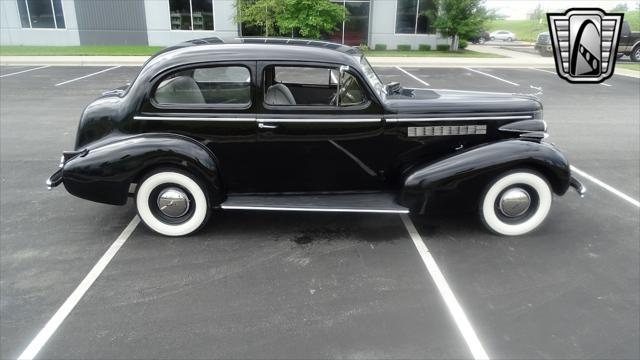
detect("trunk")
[451,34,459,51]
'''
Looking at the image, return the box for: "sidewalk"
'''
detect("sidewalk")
[1,54,637,78]
[466,44,539,59]
[0,56,149,66]
[0,54,556,68]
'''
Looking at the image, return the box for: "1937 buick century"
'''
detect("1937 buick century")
[47,38,585,237]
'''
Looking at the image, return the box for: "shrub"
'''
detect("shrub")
[436,44,450,51]
[374,44,387,51]
[357,44,369,51]
[458,39,468,49]
[418,44,431,51]
[397,44,412,51]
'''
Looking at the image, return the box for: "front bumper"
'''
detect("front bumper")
[569,176,586,198]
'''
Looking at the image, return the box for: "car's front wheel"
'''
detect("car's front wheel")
[479,170,552,236]
[136,169,210,236]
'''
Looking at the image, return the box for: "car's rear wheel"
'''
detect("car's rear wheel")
[631,45,640,62]
[507,37,512,42]
[479,170,552,236]
[136,169,210,236]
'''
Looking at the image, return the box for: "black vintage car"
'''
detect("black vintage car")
[47,38,585,237]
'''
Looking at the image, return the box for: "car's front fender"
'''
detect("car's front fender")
[61,133,222,205]
[399,139,572,209]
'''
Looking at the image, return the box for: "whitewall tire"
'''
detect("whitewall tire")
[136,170,210,236]
[479,170,552,236]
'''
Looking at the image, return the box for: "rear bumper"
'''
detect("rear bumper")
[569,176,586,197]
[46,168,63,190]
[45,149,88,190]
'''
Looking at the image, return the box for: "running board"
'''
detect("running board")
[221,192,409,214]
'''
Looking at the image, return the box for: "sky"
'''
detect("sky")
[484,0,640,20]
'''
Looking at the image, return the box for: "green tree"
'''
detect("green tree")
[610,3,628,12]
[235,0,345,39]
[235,0,285,37]
[430,0,494,50]
[529,3,544,22]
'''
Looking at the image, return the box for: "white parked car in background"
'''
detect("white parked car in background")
[490,30,517,41]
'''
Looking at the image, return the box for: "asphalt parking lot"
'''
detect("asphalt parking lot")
[1,64,638,359]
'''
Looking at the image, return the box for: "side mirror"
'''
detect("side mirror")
[339,65,349,77]
[386,82,401,94]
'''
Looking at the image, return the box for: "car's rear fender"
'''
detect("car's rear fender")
[61,133,222,206]
[399,139,572,210]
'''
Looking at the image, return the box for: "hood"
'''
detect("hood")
[384,88,542,115]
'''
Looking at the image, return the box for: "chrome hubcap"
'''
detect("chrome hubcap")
[499,188,531,218]
[635,49,640,58]
[156,187,190,218]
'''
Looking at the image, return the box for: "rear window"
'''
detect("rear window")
[153,65,251,107]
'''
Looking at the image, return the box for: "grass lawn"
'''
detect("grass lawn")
[0,45,164,56]
[486,19,547,42]
[363,49,503,58]
[617,63,640,72]
[488,10,640,43]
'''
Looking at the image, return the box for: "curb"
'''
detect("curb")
[1,56,636,77]
[1,55,557,68]
[0,56,150,66]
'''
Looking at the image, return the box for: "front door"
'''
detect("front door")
[253,61,387,193]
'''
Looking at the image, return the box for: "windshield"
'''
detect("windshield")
[359,55,386,98]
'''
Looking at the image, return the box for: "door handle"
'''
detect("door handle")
[258,123,278,129]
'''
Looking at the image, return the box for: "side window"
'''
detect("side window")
[153,65,251,106]
[264,65,367,107]
[274,66,337,85]
[622,21,630,36]
[339,72,366,106]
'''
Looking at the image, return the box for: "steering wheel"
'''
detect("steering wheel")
[329,76,357,105]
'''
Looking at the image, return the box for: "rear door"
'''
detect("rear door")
[253,61,387,193]
[136,61,259,192]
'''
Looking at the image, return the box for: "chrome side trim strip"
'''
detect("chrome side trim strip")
[220,204,409,214]
[390,115,533,122]
[134,116,255,122]
[258,118,382,123]
[328,140,377,177]
[134,116,382,123]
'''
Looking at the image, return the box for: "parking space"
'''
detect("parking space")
[1,65,638,359]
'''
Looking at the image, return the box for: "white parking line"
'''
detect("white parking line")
[529,68,612,87]
[529,67,557,75]
[571,166,639,208]
[0,65,50,78]
[54,66,121,87]
[395,66,431,86]
[400,214,490,360]
[464,67,519,87]
[17,216,140,360]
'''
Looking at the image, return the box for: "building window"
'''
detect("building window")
[16,0,65,29]
[395,0,435,34]
[329,0,370,46]
[169,0,214,31]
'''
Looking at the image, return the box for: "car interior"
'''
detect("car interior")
[263,66,366,106]
[152,65,367,107]
[153,66,251,105]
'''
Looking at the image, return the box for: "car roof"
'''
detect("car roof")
[143,37,364,74]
